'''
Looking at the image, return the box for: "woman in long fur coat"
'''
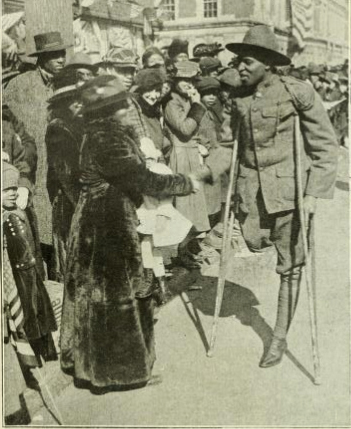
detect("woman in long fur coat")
[60,76,198,391]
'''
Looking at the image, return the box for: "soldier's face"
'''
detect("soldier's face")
[238,56,267,87]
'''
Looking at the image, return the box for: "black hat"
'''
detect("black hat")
[47,69,79,104]
[168,39,189,60]
[29,31,70,57]
[80,75,129,115]
[135,69,166,92]
[226,25,291,67]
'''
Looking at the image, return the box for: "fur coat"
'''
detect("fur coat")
[46,117,83,282]
[60,118,193,389]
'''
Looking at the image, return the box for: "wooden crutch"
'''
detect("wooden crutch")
[207,140,238,357]
[294,115,321,385]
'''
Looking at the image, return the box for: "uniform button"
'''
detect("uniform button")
[256,147,261,151]
[259,166,264,171]
[252,107,258,112]
[254,129,258,133]
[12,233,16,236]
[16,264,20,268]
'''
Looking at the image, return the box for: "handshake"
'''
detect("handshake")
[188,165,212,193]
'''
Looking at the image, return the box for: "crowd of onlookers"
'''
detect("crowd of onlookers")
[2,30,348,416]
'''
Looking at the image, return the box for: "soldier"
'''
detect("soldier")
[225,25,338,368]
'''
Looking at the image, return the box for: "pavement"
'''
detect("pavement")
[8,147,350,427]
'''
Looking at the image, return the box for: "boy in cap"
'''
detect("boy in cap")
[101,47,138,91]
[225,25,338,368]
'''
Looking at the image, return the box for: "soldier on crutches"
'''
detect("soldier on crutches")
[207,25,338,374]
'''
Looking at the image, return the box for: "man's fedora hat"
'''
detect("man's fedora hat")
[64,52,98,73]
[226,25,291,67]
[29,31,70,56]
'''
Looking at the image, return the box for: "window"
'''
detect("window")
[162,0,176,20]
[204,0,217,18]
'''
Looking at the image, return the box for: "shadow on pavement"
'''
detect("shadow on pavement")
[178,274,315,382]
[336,180,349,191]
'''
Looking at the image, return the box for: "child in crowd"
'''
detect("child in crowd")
[137,137,193,303]
[2,161,58,390]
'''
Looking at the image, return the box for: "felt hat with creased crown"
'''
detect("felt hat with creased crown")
[64,52,98,73]
[226,25,291,66]
[28,31,70,56]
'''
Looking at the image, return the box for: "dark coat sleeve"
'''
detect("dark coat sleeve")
[45,122,81,205]
[2,106,37,192]
[95,131,194,198]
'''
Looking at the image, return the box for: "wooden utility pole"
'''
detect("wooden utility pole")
[25,0,74,56]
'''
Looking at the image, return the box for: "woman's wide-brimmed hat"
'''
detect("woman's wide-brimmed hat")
[64,52,98,73]
[28,31,71,57]
[226,25,291,66]
[173,60,200,79]
[80,75,129,115]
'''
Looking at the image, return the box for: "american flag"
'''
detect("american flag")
[290,0,313,49]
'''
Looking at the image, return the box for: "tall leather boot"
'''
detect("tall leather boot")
[259,266,302,368]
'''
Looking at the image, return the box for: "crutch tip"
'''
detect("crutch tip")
[207,350,214,358]
[313,376,321,386]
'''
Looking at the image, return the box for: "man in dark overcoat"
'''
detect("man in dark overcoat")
[4,31,68,278]
[224,25,338,368]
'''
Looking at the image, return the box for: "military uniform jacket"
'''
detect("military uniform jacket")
[232,74,338,214]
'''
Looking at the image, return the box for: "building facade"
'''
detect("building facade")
[154,0,349,66]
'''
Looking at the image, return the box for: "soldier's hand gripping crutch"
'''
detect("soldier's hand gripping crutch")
[207,139,238,357]
[294,115,321,385]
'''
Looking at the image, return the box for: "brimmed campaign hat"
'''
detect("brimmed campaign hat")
[173,60,200,79]
[28,31,70,57]
[64,52,98,73]
[80,75,129,115]
[226,25,291,67]
[47,69,79,104]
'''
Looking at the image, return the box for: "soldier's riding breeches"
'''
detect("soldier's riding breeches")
[238,189,305,274]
